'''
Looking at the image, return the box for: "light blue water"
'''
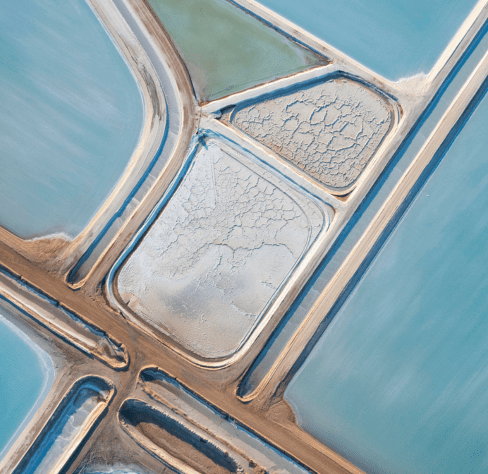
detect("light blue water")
[0,0,143,239]
[286,89,488,473]
[239,17,488,400]
[257,0,478,80]
[0,313,52,458]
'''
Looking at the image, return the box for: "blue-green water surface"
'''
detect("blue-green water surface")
[147,0,324,102]
[257,0,478,80]
[0,314,52,457]
[0,0,143,239]
[286,90,488,473]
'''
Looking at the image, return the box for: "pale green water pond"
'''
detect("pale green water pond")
[147,0,325,102]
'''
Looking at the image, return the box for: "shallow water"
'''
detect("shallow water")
[147,0,324,102]
[0,0,143,239]
[257,0,478,80]
[0,314,52,458]
[285,89,488,473]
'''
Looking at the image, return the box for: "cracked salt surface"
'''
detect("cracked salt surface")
[118,140,328,359]
[231,77,392,192]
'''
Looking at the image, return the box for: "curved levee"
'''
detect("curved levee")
[68,0,198,288]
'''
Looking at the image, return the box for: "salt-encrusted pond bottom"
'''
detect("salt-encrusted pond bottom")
[116,138,330,360]
[0,312,53,459]
[230,75,393,193]
[285,86,488,473]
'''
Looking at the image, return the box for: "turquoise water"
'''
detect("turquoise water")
[0,313,52,458]
[286,89,488,474]
[257,0,478,80]
[0,0,143,239]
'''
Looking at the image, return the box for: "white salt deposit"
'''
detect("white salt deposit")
[231,77,392,191]
[117,139,328,359]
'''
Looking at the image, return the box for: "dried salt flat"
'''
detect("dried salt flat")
[230,77,392,192]
[117,139,329,359]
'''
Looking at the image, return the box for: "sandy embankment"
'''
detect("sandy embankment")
[11,376,114,474]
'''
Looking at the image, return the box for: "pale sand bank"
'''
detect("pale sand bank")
[86,468,151,474]
[117,138,329,359]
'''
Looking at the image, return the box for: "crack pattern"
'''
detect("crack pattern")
[118,140,326,359]
[231,77,392,191]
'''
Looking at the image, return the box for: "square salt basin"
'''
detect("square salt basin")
[115,138,331,360]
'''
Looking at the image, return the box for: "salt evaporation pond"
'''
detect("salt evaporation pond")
[0,314,53,458]
[257,0,478,80]
[286,89,488,474]
[147,0,324,102]
[0,0,143,239]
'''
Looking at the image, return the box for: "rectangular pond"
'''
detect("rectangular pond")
[285,85,488,472]
[147,0,326,102]
[256,0,479,81]
[0,311,53,460]
[0,0,143,240]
